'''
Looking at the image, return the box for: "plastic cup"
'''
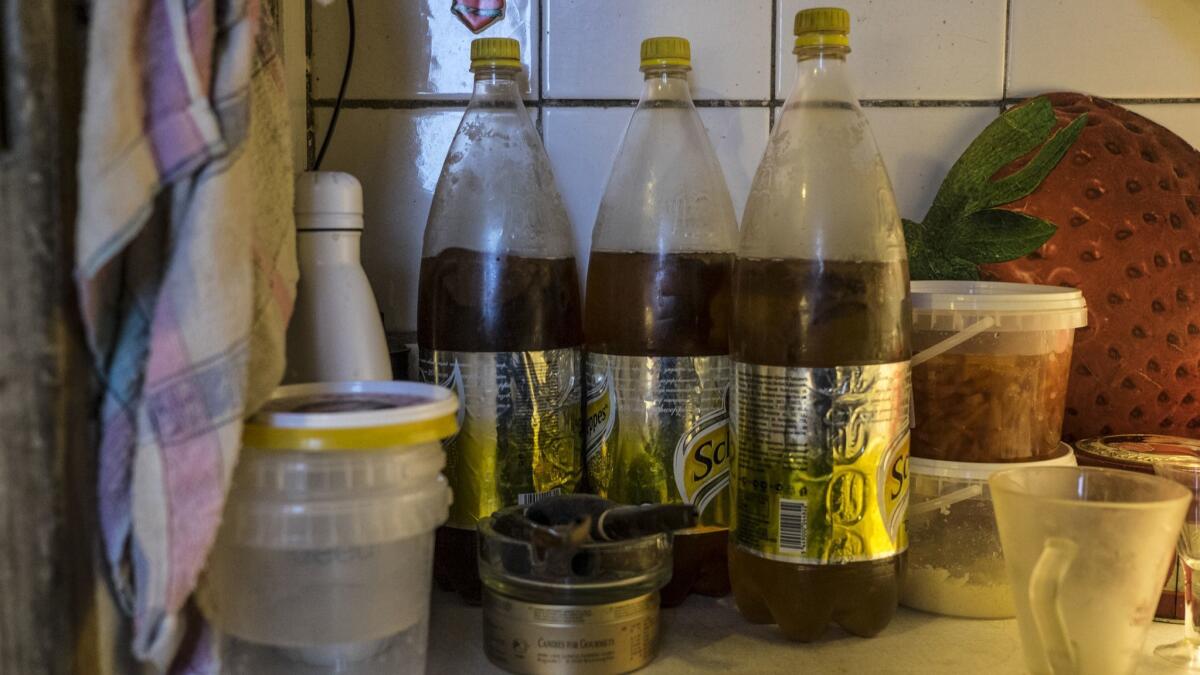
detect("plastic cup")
[990,466,1188,675]
[1150,458,1200,668]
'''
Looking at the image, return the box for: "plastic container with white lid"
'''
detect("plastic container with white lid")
[903,444,1077,619]
[910,280,1087,463]
[200,381,457,674]
[911,280,1088,329]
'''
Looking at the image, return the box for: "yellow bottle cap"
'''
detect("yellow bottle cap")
[470,37,521,71]
[794,7,851,49]
[640,36,691,71]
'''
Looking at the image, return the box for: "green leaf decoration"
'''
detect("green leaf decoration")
[945,210,1058,264]
[924,98,1058,226]
[978,115,1087,210]
[906,96,1087,280]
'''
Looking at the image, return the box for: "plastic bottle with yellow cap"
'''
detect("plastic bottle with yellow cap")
[469,36,522,71]
[419,36,583,604]
[583,36,739,607]
[730,7,912,640]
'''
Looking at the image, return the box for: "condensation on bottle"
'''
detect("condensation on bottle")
[728,8,913,641]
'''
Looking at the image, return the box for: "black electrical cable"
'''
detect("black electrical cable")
[313,0,355,171]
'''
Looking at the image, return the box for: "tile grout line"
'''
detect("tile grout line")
[1105,97,1200,104]
[311,96,1200,110]
[769,0,778,129]
[535,0,545,138]
[304,0,314,169]
[860,99,1005,108]
[1000,0,1012,114]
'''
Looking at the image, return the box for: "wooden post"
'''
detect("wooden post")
[0,0,94,673]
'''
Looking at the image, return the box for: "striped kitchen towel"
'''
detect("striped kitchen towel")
[75,0,297,671]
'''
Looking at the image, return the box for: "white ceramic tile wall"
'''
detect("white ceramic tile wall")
[697,107,771,221]
[544,106,770,278]
[281,1,307,169]
[1008,0,1200,99]
[542,0,772,100]
[776,0,1007,101]
[864,106,1001,220]
[1127,104,1200,150]
[312,107,465,331]
[312,0,538,100]
[295,0,1200,332]
[541,107,625,278]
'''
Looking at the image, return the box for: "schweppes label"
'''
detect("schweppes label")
[585,364,616,461]
[674,407,731,518]
[731,361,911,563]
[420,347,582,528]
[584,353,731,528]
[878,428,910,547]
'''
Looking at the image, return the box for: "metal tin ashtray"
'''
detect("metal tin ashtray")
[478,504,673,675]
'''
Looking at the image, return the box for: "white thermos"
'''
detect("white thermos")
[286,171,392,383]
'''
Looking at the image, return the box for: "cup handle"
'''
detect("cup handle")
[1028,537,1079,674]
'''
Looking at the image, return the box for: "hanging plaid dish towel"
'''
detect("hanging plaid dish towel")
[75,0,297,671]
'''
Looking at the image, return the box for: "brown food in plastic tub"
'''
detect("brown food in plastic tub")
[911,281,1087,463]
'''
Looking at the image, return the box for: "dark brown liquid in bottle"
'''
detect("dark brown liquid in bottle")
[730,257,911,641]
[585,251,734,606]
[585,251,731,356]
[418,247,582,351]
[420,247,582,603]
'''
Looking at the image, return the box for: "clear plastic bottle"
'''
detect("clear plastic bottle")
[728,8,912,641]
[418,37,583,604]
[584,37,739,607]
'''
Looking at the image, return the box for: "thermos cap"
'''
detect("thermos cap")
[294,171,364,227]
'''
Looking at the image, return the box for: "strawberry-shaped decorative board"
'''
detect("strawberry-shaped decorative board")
[906,94,1199,442]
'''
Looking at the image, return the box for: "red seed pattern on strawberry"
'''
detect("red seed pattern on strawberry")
[982,93,1200,442]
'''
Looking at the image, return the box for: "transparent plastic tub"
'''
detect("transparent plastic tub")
[199,381,457,674]
[910,281,1087,463]
[902,445,1076,618]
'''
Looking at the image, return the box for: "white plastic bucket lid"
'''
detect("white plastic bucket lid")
[252,380,456,429]
[910,443,1077,482]
[911,280,1088,332]
[245,380,458,451]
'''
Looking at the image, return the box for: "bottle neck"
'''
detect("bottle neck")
[787,46,856,105]
[639,67,693,104]
[296,229,362,266]
[795,44,850,63]
[471,67,523,102]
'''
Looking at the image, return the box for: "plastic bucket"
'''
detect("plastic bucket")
[902,445,1077,619]
[910,281,1087,463]
[200,381,457,672]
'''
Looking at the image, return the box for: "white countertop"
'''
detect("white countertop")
[427,590,1186,674]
